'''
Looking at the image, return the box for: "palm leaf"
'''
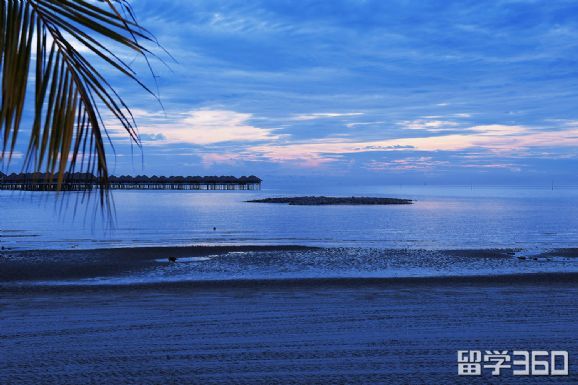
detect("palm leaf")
[0,0,156,203]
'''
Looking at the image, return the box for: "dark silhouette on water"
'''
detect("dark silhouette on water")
[0,172,261,191]
[168,257,177,263]
[247,196,413,206]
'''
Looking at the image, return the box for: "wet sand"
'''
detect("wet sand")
[2,246,578,383]
[0,245,316,282]
[2,276,578,384]
[0,245,525,283]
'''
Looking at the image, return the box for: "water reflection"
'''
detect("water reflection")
[1,185,577,250]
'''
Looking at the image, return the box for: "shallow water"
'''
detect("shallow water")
[33,248,578,287]
[1,184,577,251]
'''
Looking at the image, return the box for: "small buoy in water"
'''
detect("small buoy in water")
[213,227,217,231]
[168,256,177,263]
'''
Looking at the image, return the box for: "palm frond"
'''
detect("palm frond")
[0,0,156,203]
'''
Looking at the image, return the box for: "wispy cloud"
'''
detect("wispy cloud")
[365,156,449,171]
[200,152,256,166]
[292,112,364,121]
[111,109,284,145]
[398,119,460,131]
[248,124,578,165]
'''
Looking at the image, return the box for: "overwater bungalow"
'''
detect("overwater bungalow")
[0,172,261,191]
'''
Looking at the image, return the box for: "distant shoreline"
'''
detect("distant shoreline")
[246,196,413,205]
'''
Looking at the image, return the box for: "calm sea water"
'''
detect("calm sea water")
[1,184,577,251]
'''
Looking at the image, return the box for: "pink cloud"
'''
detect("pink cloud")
[249,125,578,166]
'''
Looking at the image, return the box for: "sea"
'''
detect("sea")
[3,184,578,285]
[1,183,577,251]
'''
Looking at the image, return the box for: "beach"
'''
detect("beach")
[2,246,578,383]
[2,274,578,384]
[3,188,578,383]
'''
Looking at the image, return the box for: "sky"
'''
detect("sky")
[14,0,578,185]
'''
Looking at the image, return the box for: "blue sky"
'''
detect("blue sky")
[17,0,578,185]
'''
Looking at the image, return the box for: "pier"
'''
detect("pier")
[0,172,262,191]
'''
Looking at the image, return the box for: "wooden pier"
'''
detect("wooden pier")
[0,173,262,191]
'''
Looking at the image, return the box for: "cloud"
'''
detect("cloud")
[1,151,23,161]
[365,156,521,172]
[398,119,460,131]
[292,112,364,121]
[117,109,283,145]
[346,121,386,128]
[468,124,527,136]
[201,153,245,166]
[365,156,449,171]
[139,133,167,141]
[248,124,578,165]
[31,31,92,55]
[461,163,521,171]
